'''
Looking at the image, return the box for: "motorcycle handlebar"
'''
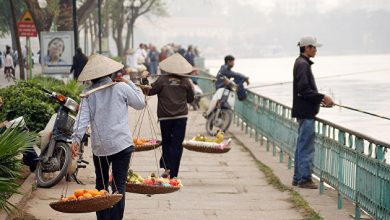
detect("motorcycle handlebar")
[41,88,53,95]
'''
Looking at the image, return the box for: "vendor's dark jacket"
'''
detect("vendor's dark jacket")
[148,75,194,119]
[292,55,324,119]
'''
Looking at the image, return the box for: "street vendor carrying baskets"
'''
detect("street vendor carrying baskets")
[71,54,145,220]
[141,53,195,178]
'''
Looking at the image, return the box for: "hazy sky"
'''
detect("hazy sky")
[133,0,390,58]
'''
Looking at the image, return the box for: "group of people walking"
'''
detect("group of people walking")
[124,43,200,75]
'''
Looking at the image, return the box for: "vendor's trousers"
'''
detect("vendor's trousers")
[159,118,187,178]
[93,147,132,220]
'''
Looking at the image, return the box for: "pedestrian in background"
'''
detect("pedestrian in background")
[4,46,15,79]
[70,48,88,80]
[292,36,334,189]
[147,45,159,75]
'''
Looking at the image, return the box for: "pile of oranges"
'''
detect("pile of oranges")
[60,189,108,202]
[133,137,148,146]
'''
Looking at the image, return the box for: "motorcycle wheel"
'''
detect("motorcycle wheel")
[206,109,233,136]
[36,142,71,188]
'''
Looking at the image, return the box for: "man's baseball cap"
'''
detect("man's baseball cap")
[297,36,322,47]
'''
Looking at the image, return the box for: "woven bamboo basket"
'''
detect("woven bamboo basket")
[182,140,231,154]
[126,183,180,194]
[49,194,123,213]
[134,140,162,152]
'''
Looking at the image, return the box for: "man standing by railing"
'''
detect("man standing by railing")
[292,36,334,189]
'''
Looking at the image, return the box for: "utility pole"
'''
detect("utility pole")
[9,0,25,80]
[72,0,78,51]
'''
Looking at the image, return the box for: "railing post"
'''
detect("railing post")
[272,142,276,156]
[319,122,326,195]
[255,130,258,142]
[376,144,385,162]
[337,131,346,209]
[288,156,292,169]
[266,138,270,152]
[354,137,364,220]
[279,148,284,163]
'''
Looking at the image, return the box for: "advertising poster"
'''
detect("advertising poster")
[40,31,74,74]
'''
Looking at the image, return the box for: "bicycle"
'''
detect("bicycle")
[4,67,15,82]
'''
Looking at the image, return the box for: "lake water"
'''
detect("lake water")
[206,54,390,144]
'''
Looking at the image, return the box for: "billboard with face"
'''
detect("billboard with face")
[40,31,74,74]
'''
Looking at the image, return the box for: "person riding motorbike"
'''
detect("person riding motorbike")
[215,55,249,100]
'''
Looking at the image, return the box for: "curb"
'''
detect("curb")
[0,174,36,220]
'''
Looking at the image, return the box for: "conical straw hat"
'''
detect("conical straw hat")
[78,54,124,82]
[159,53,193,75]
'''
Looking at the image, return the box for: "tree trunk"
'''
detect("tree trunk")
[10,0,25,80]
[84,21,88,55]
[124,21,132,52]
[90,14,97,53]
[9,19,17,50]
[77,0,96,25]
[103,0,109,38]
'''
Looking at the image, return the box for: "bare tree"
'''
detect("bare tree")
[24,0,96,33]
[109,0,168,56]
[124,0,168,52]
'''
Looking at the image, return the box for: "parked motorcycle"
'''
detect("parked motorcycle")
[204,76,238,136]
[35,88,89,188]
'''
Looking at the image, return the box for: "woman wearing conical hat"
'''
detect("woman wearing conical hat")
[71,54,145,220]
[143,53,195,178]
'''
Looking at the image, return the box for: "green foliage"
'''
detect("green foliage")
[0,127,37,213]
[0,76,86,131]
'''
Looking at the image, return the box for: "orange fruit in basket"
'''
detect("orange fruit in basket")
[74,189,85,198]
[83,193,93,199]
[67,195,77,201]
[61,197,68,202]
[88,189,100,197]
[78,195,85,200]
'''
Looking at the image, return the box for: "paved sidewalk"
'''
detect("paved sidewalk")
[21,96,303,220]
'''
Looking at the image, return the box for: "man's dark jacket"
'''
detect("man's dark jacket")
[292,55,324,119]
